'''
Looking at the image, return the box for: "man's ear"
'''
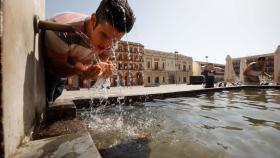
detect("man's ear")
[91,13,97,27]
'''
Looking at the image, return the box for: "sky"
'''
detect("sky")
[46,0,280,64]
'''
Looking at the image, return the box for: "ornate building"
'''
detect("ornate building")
[232,53,274,77]
[144,49,193,86]
[66,41,145,89]
[110,41,144,87]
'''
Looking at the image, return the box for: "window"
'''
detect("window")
[162,63,165,69]
[147,61,151,69]
[148,77,151,83]
[155,62,159,70]
[183,65,186,71]
[139,64,143,70]
[163,77,165,83]
[118,46,123,51]
[118,54,123,60]
[155,77,159,84]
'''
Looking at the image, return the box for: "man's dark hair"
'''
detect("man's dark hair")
[96,0,135,33]
[257,57,265,61]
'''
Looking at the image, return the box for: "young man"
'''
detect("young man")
[44,0,135,105]
[243,57,271,85]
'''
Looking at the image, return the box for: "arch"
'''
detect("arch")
[124,71,133,86]
[135,72,143,85]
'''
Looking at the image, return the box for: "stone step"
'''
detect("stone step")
[46,99,76,123]
[14,131,101,158]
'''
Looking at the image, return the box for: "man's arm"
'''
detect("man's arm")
[243,65,251,76]
[45,49,81,77]
[262,71,271,78]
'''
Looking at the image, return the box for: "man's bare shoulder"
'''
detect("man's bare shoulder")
[50,12,88,24]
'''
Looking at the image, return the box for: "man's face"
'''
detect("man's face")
[89,21,124,61]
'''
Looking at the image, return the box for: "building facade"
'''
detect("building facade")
[232,53,274,77]
[110,41,144,87]
[144,49,193,86]
[66,41,145,89]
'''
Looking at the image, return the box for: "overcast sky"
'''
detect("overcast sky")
[46,0,280,64]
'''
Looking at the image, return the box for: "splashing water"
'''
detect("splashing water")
[78,7,156,151]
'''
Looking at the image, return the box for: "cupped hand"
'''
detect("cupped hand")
[98,61,115,78]
[76,61,115,79]
[83,64,103,79]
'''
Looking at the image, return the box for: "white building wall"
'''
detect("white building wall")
[2,0,45,157]
[144,49,192,85]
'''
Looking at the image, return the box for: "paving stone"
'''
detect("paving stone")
[14,131,101,158]
[33,119,86,140]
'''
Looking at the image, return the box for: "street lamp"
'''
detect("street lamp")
[175,51,179,84]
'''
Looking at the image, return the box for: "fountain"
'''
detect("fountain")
[76,86,280,158]
[31,12,280,158]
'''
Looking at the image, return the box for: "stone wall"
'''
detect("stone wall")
[2,0,45,157]
[0,0,3,156]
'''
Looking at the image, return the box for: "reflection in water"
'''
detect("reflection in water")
[201,124,243,131]
[206,91,215,104]
[243,116,280,131]
[99,137,150,158]
[241,89,268,103]
[79,89,280,158]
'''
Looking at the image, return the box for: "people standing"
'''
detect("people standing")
[202,63,215,88]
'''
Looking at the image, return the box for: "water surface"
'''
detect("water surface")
[78,88,280,158]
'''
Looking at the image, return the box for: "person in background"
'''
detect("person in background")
[243,57,271,85]
[202,63,215,88]
[44,0,135,105]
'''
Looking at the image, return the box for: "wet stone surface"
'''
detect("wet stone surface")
[33,119,86,140]
[14,132,101,158]
[15,119,101,158]
[47,99,76,122]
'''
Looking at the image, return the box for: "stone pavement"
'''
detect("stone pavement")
[58,84,204,100]
[14,132,101,158]
[14,121,101,158]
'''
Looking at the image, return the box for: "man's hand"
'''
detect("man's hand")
[79,62,115,80]
[98,61,115,78]
[73,62,102,79]
[83,64,103,80]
